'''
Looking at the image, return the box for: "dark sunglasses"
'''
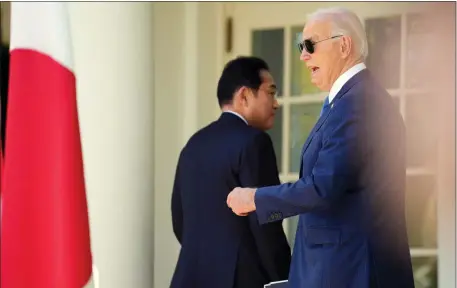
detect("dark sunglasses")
[297,35,343,54]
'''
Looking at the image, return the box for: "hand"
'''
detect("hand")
[227,187,257,216]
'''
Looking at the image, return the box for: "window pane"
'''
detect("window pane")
[290,26,321,96]
[405,93,438,169]
[365,16,401,89]
[267,106,283,174]
[412,257,438,288]
[252,29,284,96]
[406,13,435,89]
[406,175,437,248]
[289,102,322,173]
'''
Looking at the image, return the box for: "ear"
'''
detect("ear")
[340,36,352,59]
[234,87,249,107]
[242,87,257,107]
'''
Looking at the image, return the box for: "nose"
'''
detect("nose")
[273,99,279,109]
[300,49,311,61]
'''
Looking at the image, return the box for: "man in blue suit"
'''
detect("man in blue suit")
[227,7,415,288]
[171,56,291,288]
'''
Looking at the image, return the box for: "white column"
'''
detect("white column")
[69,3,155,288]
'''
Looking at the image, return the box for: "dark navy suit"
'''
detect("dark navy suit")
[171,112,291,288]
[255,70,415,288]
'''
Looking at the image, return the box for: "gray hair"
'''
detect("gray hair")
[307,7,368,61]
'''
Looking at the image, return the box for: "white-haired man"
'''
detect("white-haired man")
[227,7,415,288]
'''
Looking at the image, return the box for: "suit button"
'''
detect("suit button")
[269,212,282,221]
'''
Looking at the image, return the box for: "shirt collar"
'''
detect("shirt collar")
[223,110,248,125]
[328,62,366,103]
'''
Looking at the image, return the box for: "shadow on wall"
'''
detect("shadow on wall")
[0,43,8,152]
[0,1,10,151]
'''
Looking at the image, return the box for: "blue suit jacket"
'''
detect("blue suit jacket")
[171,113,291,288]
[255,70,415,288]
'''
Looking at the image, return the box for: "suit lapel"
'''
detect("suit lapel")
[298,70,370,176]
[299,103,334,160]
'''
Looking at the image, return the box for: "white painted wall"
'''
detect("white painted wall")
[153,3,222,287]
[152,3,183,287]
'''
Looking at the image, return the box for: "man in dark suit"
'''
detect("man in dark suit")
[227,7,415,288]
[171,56,291,288]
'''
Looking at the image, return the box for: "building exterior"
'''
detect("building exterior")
[1,2,455,288]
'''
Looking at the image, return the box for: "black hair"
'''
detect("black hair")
[216,56,269,108]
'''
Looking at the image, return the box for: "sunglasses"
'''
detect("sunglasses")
[297,35,343,54]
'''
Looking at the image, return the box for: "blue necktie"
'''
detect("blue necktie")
[319,97,330,117]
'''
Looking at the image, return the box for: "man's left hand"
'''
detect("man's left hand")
[227,187,257,216]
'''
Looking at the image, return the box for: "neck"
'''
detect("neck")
[339,58,362,78]
[221,105,237,113]
[221,105,246,118]
[221,106,249,125]
[328,58,363,90]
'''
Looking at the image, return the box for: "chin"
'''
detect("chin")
[314,83,328,91]
[311,80,323,91]
[264,122,275,131]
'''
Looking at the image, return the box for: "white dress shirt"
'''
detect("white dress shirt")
[328,62,366,104]
[223,110,248,125]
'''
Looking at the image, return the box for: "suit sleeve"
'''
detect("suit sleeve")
[255,104,364,225]
[239,132,291,281]
[171,152,184,244]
